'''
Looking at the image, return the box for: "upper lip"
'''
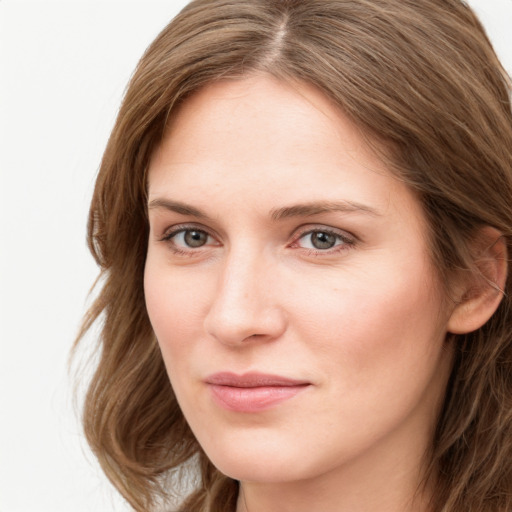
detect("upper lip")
[205,372,310,388]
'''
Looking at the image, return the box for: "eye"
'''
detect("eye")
[162,227,216,250]
[178,229,209,248]
[294,228,354,252]
[303,231,338,250]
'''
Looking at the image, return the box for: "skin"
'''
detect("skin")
[144,75,456,512]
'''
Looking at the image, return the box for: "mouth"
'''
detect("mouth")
[204,372,311,413]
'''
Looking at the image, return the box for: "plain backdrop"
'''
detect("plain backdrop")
[0,1,511,511]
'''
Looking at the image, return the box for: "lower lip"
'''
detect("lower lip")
[208,384,309,413]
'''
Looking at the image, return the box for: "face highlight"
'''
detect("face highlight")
[144,75,454,502]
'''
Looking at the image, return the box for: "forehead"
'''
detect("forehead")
[156,76,376,161]
[147,75,421,223]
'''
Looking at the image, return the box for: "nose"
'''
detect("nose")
[203,247,287,347]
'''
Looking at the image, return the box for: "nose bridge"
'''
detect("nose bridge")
[204,242,285,345]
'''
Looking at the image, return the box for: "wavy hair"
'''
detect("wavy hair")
[74,1,512,510]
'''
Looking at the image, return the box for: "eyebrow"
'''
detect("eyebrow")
[270,200,381,221]
[148,199,209,219]
[147,198,380,221]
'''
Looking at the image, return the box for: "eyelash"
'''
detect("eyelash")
[159,224,356,256]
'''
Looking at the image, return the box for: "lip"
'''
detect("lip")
[205,372,311,413]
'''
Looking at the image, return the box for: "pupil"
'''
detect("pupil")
[312,232,336,249]
[184,230,207,247]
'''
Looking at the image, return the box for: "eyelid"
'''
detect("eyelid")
[159,222,215,241]
[292,224,356,240]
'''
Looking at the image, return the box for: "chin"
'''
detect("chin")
[214,456,304,484]
[198,432,323,484]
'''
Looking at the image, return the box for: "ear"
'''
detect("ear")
[447,227,508,335]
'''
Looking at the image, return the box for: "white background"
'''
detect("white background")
[0,1,511,511]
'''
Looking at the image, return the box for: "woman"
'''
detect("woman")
[75,0,512,511]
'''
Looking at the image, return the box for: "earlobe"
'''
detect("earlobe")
[447,227,508,335]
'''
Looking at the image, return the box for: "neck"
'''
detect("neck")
[237,471,433,512]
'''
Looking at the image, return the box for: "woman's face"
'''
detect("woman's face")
[144,75,454,486]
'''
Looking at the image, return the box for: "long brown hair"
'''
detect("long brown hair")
[74,1,512,510]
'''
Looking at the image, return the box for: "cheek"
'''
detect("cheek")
[144,258,210,364]
[284,266,450,459]
[293,258,447,388]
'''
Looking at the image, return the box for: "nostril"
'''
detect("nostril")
[243,333,265,341]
